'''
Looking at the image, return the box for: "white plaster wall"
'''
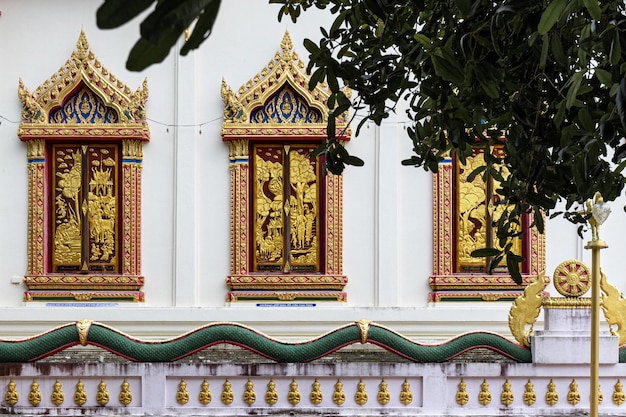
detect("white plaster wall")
[0,0,624,339]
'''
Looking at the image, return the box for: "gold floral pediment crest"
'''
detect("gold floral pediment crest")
[221,29,350,132]
[18,30,148,130]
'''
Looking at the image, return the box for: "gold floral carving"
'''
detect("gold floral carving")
[600,270,626,346]
[28,380,42,406]
[18,30,148,127]
[508,272,548,347]
[96,380,110,406]
[76,319,92,346]
[226,291,346,302]
[400,379,413,405]
[5,380,18,406]
[542,297,592,309]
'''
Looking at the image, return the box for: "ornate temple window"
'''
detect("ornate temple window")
[221,31,349,302]
[429,146,545,302]
[17,31,148,302]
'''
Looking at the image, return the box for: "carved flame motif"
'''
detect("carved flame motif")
[600,270,626,346]
[508,272,548,347]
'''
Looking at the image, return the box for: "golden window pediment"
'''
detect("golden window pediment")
[18,29,148,138]
[17,30,148,302]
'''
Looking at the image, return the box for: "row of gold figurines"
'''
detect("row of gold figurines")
[456,378,626,406]
[4,379,132,407]
[179,378,413,406]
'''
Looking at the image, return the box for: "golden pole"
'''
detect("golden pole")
[584,192,610,417]
[586,239,607,417]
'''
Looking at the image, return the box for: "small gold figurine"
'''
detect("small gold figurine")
[287,379,300,406]
[567,379,580,405]
[199,379,212,405]
[456,379,469,406]
[74,379,87,406]
[119,379,133,406]
[613,379,625,406]
[28,380,42,407]
[96,380,110,406]
[221,379,234,405]
[545,379,558,406]
[355,379,368,406]
[598,384,604,404]
[478,379,492,406]
[400,379,413,405]
[501,379,514,406]
[5,379,18,406]
[332,380,346,406]
[176,379,189,405]
[51,379,64,406]
[310,379,323,405]
[377,379,390,405]
[523,379,536,406]
[243,379,256,405]
[265,379,278,405]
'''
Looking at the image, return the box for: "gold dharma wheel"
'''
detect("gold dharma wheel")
[553,260,591,297]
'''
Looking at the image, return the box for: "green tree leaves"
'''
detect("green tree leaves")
[276,0,626,284]
[96,0,221,71]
